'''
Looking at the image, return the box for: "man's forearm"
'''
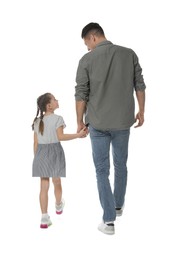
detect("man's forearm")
[136,90,145,113]
[76,100,87,124]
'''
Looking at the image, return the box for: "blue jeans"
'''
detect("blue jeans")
[89,125,130,222]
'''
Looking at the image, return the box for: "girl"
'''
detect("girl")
[32,93,86,228]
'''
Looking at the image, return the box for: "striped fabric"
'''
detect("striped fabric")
[32,142,66,178]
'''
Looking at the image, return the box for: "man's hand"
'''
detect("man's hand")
[77,122,89,136]
[134,112,144,128]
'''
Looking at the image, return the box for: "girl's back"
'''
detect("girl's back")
[34,114,65,144]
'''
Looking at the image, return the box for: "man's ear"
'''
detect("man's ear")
[90,34,94,40]
[92,34,96,42]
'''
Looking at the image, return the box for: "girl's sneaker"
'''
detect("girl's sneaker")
[55,199,65,215]
[40,215,52,229]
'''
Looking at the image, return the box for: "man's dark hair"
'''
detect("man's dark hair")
[81,23,104,38]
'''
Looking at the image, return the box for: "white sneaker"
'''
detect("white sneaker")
[55,199,65,214]
[98,222,115,235]
[116,204,124,217]
[116,208,123,217]
[40,215,52,229]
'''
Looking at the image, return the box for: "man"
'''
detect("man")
[75,23,146,235]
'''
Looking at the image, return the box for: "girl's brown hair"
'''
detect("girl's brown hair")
[32,93,52,135]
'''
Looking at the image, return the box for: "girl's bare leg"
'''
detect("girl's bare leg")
[40,178,50,214]
[52,177,62,205]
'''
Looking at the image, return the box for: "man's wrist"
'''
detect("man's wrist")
[77,121,84,125]
[139,110,144,115]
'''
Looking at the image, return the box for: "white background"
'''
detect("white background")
[0,0,176,259]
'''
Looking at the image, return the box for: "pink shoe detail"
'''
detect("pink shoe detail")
[56,210,63,215]
[40,224,48,229]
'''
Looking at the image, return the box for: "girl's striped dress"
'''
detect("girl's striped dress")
[32,114,66,178]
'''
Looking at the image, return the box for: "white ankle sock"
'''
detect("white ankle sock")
[42,213,49,218]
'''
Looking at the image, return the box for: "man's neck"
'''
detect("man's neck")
[95,37,107,46]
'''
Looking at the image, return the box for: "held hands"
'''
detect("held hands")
[77,122,89,138]
[134,112,144,128]
[77,127,88,138]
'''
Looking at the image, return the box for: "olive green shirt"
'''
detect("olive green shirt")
[75,40,146,130]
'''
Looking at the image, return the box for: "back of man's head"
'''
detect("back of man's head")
[81,23,105,38]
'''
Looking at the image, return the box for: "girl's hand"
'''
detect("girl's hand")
[77,122,89,136]
[77,122,86,133]
[78,127,88,138]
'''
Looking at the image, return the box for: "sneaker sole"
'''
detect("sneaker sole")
[40,223,52,229]
[56,210,63,215]
[98,227,115,235]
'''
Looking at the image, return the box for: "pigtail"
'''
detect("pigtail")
[39,110,44,135]
[32,92,52,135]
[32,107,39,131]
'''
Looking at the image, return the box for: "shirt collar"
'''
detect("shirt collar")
[96,40,113,48]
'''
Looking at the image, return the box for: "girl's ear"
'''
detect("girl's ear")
[46,103,51,110]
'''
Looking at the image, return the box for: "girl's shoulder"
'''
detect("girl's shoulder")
[54,114,66,128]
[52,114,64,120]
[44,113,63,120]
[51,114,65,125]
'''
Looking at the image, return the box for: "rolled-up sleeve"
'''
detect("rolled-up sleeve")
[75,59,90,102]
[133,51,146,91]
